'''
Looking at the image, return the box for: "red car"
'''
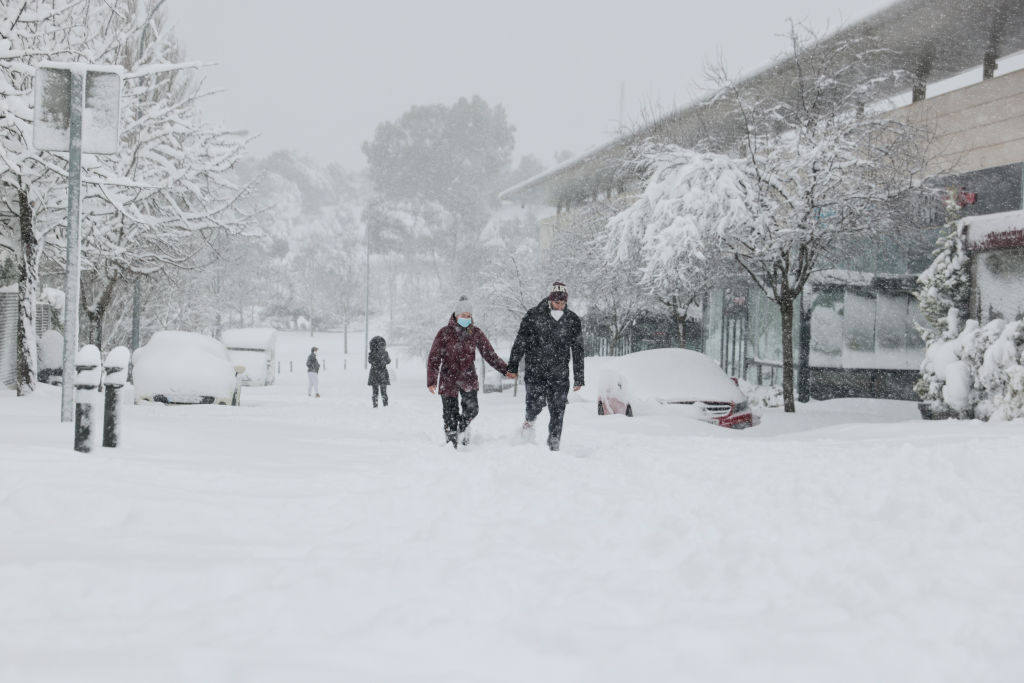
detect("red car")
[596,348,755,428]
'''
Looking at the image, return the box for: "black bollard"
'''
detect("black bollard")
[74,345,102,453]
[102,346,130,448]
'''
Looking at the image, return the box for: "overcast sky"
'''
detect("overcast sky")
[168,0,897,171]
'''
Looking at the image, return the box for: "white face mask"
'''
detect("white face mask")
[550,309,564,321]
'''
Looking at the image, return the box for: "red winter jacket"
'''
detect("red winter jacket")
[427,316,509,397]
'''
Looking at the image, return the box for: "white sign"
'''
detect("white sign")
[32,63,122,155]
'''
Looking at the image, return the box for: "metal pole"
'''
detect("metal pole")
[60,70,85,423]
[131,279,141,351]
[364,223,370,370]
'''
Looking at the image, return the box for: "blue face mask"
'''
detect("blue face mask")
[457,317,472,328]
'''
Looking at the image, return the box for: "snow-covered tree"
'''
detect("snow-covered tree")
[1,0,251,392]
[1,0,93,394]
[608,25,930,411]
[915,193,971,343]
[76,1,252,347]
[913,192,971,408]
[552,198,652,352]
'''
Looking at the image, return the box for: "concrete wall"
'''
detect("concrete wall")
[895,68,1024,176]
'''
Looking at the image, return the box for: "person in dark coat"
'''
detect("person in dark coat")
[427,295,513,448]
[506,281,584,451]
[306,346,320,397]
[367,335,391,408]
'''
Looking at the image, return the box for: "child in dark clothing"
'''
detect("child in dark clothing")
[367,336,391,407]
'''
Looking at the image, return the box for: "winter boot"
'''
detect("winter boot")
[459,425,472,446]
[445,429,459,449]
[547,436,560,452]
[373,396,378,408]
[520,420,535,442]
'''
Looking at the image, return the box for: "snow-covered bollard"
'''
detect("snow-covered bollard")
[74,345,102,453]
[102,346,130,448]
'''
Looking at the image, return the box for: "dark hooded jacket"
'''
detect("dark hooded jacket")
[367,336,390,386]
[507,298,584,387]
[427,315,508,397]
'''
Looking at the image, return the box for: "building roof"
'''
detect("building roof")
[500,0,1024,206]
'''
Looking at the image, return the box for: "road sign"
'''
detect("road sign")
[32,62,122,421]
[33,63,122,155]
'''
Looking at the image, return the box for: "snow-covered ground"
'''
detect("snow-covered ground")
[2,331,1023,682]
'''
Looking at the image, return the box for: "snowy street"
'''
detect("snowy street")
[2,332,1023,682]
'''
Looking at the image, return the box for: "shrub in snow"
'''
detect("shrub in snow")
[738,379,784,410]
[919,316,1024,421]
[976,320,1024,421]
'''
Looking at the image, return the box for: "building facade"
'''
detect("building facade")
[500,0,1024,400]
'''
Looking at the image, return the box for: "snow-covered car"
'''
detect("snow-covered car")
[221,327,277,386]
[132,331,244,405]
[596,348,755,428]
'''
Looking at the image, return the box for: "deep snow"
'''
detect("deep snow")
[2,331,1023,682]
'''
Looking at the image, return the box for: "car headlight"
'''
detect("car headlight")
[732,401,748,414]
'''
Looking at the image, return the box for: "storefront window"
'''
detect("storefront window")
[976,249,1024,322]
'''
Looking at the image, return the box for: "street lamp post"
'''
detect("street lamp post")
[363,223,370,370]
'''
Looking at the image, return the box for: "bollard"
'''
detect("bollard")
[74,345,102,453]
[102,346,130,448]
[290,360,293,373]
[323,359,327,372]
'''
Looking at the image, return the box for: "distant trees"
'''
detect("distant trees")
[362,96,520,344]
[217,151,367,338]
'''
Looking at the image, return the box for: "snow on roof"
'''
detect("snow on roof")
[962,209,1024,251]
[809,269,917,289]
[221,327,278,350]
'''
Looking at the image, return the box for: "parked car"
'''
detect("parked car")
[596,348,755,428]
[221,327,277,386]
[132,331,244,405]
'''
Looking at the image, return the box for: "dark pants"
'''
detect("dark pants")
[372,384,388,407]
[441,389,479,435]
[525,380,569,446]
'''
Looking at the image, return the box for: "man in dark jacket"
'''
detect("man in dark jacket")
[506,281,584,451]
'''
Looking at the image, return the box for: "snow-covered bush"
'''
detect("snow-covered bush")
[915,194,1024,421]
[918,316,1024,421]
[738,379,784,410]
[976,320,1024,421]
[915,198,972,410]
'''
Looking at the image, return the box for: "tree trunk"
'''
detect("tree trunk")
[83,277,117,349]
[672,309,687,349]
[779,295,796,413]
[16,189,38,397]
[798,300,811,402]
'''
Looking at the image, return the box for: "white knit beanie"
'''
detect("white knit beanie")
[453,295,473,315]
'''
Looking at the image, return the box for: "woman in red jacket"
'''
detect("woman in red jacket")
[427,295,513,448]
